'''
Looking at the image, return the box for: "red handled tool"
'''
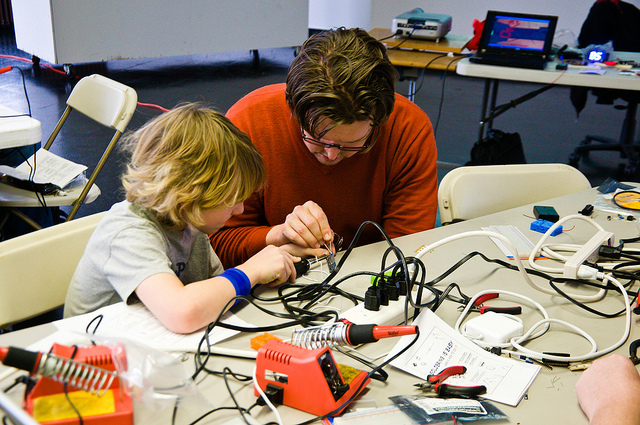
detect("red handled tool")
[459,292,521,315]
[470,305,522,314]
[414,365,487,398]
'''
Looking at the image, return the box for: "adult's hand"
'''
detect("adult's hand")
[575,354,640,425]
[266,200,334,255]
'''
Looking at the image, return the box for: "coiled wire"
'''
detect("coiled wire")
[291,322,349,349]
[37,353,117,396]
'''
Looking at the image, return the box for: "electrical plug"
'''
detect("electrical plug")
[576,265,605,281]
[599,244,622,259]
[364,286,381,311]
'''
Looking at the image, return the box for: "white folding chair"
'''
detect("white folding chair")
[0,211,105,329]
[438,163,592,225]
[0,74,137,230]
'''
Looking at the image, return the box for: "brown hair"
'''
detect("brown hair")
[285,27,397,141]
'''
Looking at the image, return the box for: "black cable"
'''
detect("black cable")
[222,367,254,425]
[386,28,416,49]
[301,221,399,309]
[334,346,389,382]
[549,278,630,318]
[434,55,465,136]
[185,406,252,425]
[15,67,32,117]
[63,346,84,425]
[402,53,449,99]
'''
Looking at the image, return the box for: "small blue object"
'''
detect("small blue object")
[530,219,563,236]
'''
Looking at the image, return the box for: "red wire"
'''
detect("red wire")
[137,102,170,112]
[0,54,169,113]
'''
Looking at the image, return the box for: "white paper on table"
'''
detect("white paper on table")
[15,148,87,188]
[53,302,251,353]
[386,308,540,407]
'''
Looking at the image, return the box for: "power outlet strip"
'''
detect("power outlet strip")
[563,230,615,279]
[339,291,420,326]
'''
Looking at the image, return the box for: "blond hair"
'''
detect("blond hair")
[121,103,265,229]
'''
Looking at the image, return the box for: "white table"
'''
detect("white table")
[456,52,640,140]
[1,186,639,424]
[0,106,41,150]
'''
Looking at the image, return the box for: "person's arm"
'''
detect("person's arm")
[575,354,640,425]
[135,245,297,334]
[380,97,438,237]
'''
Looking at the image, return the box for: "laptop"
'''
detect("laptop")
[470,11,558,70]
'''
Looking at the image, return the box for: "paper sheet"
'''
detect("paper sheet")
[49,302,252,353]
[386,308,540,407]
[15,148,87,188]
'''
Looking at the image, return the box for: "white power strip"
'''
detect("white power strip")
[563,230,615,279]
[339,291,420,326]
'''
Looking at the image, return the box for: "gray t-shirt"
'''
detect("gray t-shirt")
[64,201,224,318]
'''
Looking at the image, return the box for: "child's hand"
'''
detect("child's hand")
[237,245,298,286]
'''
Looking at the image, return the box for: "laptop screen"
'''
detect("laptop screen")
[479,11,558,57]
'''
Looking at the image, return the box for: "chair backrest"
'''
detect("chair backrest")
[65,74,138,133]
[0,212,106,328]
[438,163,591,225]
[44,74,137,220]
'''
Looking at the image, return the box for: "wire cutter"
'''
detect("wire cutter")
[414,365,487,398]
[458,292,522,315]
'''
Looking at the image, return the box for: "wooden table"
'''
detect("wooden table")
[369,28,472,101]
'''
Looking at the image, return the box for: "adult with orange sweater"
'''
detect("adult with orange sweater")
[210,28,438,268]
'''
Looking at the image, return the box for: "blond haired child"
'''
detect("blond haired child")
[64,103,297,333]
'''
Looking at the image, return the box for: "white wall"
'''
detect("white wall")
[310,0,640,44]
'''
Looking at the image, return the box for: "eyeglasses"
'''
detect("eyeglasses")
[300,126,378,152]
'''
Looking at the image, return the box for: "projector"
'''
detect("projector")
[392,8,452,40]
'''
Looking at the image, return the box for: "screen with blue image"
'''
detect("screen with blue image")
[487,15,551,52]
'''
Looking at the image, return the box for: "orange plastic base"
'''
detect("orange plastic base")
[24,344,133,425]
[255,340,370,417]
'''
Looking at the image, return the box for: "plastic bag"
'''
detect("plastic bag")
[390,394,508,424]
[87,334,212,412]
[593,178,640,219]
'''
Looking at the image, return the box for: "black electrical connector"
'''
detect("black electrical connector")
[579,204,594,216]
[379,284,390,306]
[364,286,380,311]
[386,282,400,301]
[542,352,570,368]
[256,384,284,406]
[599,245,622,259]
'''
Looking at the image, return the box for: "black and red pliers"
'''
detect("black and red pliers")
[459,292,522,315]
[414,365,487,398]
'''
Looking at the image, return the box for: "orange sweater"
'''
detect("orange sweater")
[210,83,438,268]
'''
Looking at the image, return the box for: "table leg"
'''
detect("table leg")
[407,80,416,102]
[478,79,500,140]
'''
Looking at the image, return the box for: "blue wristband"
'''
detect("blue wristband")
[220,268,251,306]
